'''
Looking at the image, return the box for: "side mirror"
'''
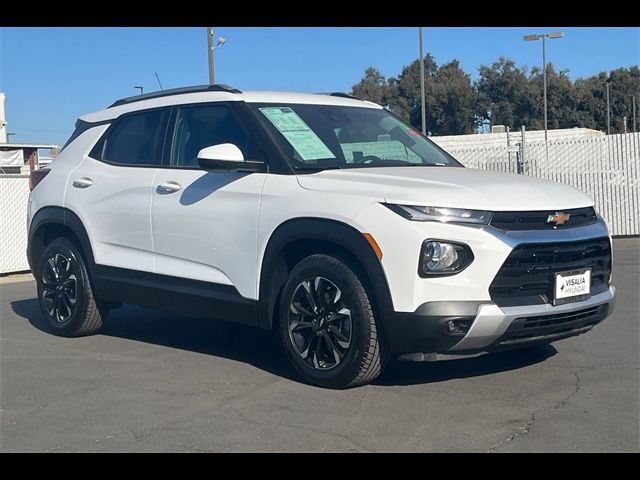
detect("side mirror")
[197,143,265,172]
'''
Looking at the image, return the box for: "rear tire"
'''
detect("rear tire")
[36,237,105,337]
[279,254,388,389]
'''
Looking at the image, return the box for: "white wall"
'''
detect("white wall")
[0,175,30,273]
[431,127,604,150]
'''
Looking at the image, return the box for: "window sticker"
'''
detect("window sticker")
[259,107,336,161]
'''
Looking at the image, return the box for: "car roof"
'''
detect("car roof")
[79,86,382,123]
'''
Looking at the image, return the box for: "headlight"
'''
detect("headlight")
[385,204,492,225]
[419,240,474,276]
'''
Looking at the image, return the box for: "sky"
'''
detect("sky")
[1,27,638,146]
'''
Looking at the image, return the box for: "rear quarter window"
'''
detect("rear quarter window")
[90,109,169,166]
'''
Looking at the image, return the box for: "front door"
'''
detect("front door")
[151,103,267,301]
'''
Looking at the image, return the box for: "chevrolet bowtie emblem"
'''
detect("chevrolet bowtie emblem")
[547,212,571,226]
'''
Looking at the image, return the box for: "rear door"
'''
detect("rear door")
[65,108,169,273]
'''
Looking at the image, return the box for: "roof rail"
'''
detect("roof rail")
[109,84,242,108]
[325,92,360,100]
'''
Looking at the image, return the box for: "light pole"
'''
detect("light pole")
[134,86,144,95]
[207,28,227,85]
[524,31,564,144]
[418,27,426,135]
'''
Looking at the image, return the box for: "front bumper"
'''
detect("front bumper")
[355,204,616,356]
[385,286,616,355]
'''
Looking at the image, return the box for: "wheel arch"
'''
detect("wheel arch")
[257,217,394,331]
[28,206,95,275]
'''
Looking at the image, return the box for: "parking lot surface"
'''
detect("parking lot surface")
[1,239,638,452]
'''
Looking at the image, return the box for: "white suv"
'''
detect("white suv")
[27,85,616,388]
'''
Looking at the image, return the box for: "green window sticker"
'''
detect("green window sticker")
[259,107,336,161]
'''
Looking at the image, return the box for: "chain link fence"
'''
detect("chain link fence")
[433,132,640,236]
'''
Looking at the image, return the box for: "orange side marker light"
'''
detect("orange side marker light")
[363,233,383,261]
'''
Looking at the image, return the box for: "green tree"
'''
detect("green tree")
[352,56,480,135]
[604,66,639,133]
[352,56,639,136]
[573,72,609,131]
[429,60,479,135]
[476,57,533,129]
[351,67,393,107]
[528,64,580,130]
[385,54,438,131]
[573,67,640,133]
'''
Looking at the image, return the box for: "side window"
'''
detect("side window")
[62,119,96,152]
[170,104,257,167]
[96,109,168,166]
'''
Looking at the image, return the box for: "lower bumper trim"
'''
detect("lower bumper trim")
[383,286,615,356]
[493,324,594,349]
[449,286,615,352]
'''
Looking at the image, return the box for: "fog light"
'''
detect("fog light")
[424,242,457,270]
[419,240,474,276]
[446,319,472,335]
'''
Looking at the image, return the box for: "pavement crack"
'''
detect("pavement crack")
[225,406,377,452]
[488,413,536,453]
[555,370,581,410]
[487,368,582,453]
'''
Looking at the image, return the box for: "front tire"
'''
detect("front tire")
[279,254,388,388]
[36,237,105,337]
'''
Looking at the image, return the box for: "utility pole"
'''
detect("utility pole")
[541,35,547,143]
[418,27,426,135]
[633,95,637,133]
[207,27,215,85]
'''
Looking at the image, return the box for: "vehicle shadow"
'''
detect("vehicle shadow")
[375,346,557,386]
[11,297,298,382]
[12,297,556,387]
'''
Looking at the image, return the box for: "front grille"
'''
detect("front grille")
[490,237,611,307]
[490,207,597,231]
[499,304,609,342]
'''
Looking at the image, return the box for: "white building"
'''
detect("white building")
[0,92,59,174]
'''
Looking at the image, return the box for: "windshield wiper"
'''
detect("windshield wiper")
[344,161,449,169]
[293,165,341,171]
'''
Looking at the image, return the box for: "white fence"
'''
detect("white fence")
[0,175,30,274]
[434,132,640,236]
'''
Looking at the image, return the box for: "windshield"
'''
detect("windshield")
[249,103,462,171]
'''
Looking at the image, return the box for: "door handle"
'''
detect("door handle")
[156,181,182,194]
[72,177,93,189]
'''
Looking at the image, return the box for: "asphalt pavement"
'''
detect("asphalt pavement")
[1,239,638,452]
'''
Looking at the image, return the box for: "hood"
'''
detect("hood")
[296,166,594,211]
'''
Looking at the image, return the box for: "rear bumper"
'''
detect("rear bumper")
[384,286,615,355]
